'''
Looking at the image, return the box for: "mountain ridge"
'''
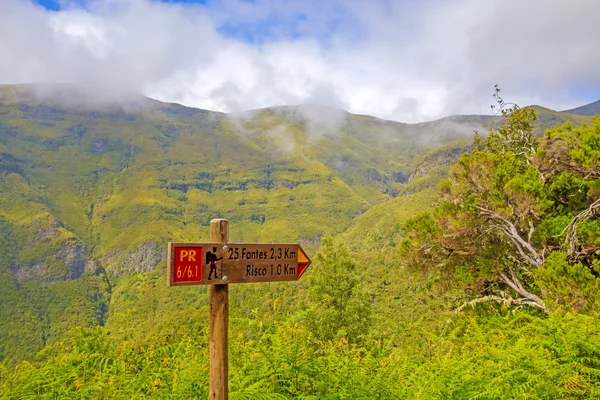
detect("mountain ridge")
[0,83,595,279]
[562,99,600,116]
[4,82,598,123]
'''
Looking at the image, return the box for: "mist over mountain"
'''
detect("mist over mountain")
[3,0,600,123]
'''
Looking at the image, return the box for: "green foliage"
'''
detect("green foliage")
[480,91,538,160]
[0,216,18,269]
[0,274,109,366]
[402,90,600,314]
[341,188,437,253]
[536,251,600,312]
[305,237,372,342]
[4,306,600,398]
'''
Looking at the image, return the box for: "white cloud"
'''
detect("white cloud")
[0,0,599,122]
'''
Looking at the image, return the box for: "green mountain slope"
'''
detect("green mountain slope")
[531,105,593,132]
[1,83,597,367]
[0,84,492,281]
[341,188,437,252]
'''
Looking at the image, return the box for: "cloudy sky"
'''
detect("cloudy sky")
[1,0,599,122]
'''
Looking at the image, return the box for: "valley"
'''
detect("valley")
[0,84,599,398]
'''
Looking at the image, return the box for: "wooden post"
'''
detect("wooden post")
[209,218,229,400]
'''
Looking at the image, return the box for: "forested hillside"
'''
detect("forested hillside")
[0,84,599,398]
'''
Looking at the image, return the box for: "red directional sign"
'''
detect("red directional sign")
[167,243,311,286]
[171,246,204,284]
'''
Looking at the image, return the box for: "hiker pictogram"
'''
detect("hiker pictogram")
[206,247,223,280]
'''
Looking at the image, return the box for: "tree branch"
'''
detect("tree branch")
[477,206,543,268]
[562,197,600,261]
[497,270,546,312]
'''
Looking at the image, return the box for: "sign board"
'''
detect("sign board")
[167,242,311,286]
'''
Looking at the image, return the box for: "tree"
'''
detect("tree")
[305,236,372,341]
[401,87,600,313]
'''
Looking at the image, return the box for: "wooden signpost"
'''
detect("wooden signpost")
[166,219,311,400]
